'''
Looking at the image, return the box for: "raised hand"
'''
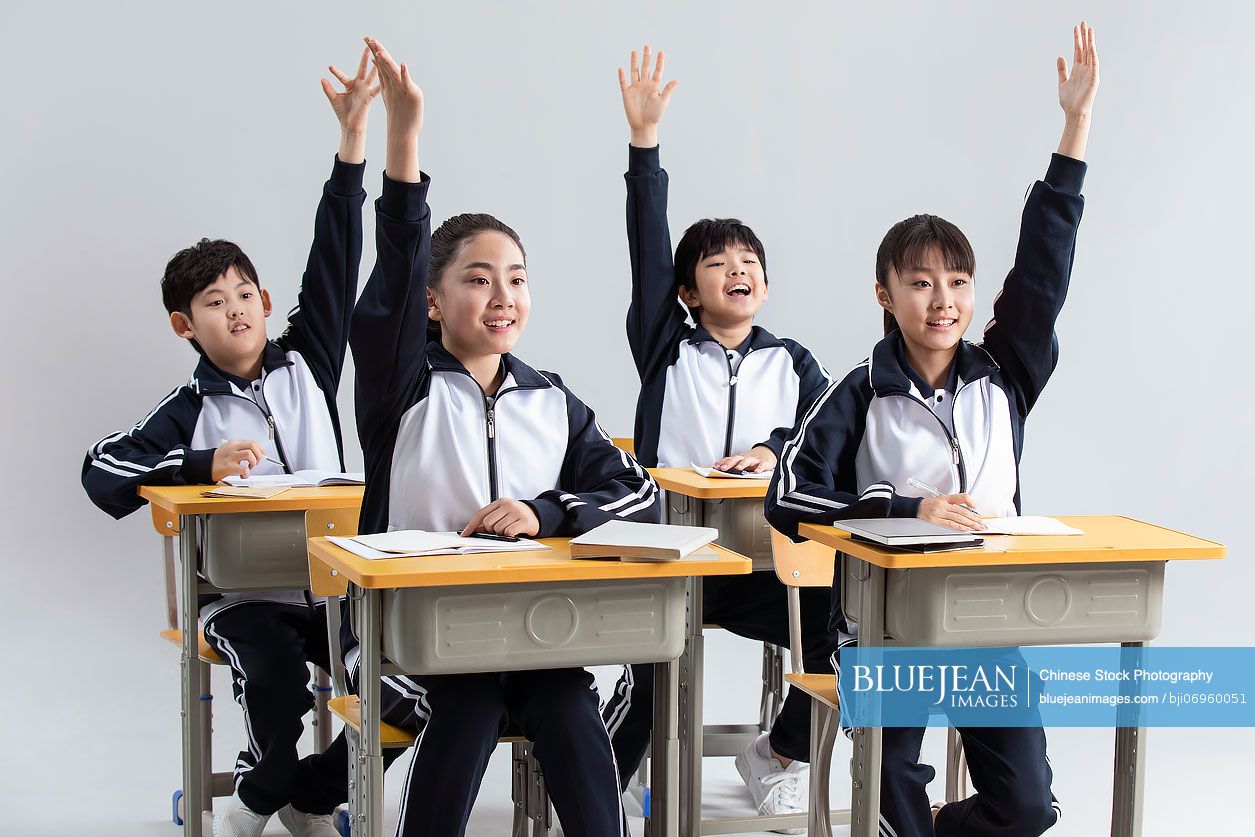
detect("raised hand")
[365,36,423,182]
[1058,21,1100,119]
[618,44,678,148]
[1056,21,1100,160]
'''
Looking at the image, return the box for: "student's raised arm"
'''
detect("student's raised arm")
[620,46,687,383]
[277,48,378,390]
[981,22,1098,415]
[349,37,431,446]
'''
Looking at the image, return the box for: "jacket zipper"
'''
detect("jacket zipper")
[890,386,969,492]
[484,395,499,501]
[722,348,749,458]
[223,389,292,474]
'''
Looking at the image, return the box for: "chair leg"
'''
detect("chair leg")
[944,728,968,802]
[808,698,840,837]
[760,643,786,732]
[313,668,334,751]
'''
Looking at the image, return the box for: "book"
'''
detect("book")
[222,471,365,488]
[328,531,550,560]
[201,485,291,499]
[569,520,719,562]
[690,463,773,480]
[977,516,1084,536]
[830,518,985,550]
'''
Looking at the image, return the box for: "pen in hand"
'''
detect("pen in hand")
[219,438,285,471]
[906,477,983,519]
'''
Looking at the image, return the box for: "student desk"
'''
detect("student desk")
[306,536,751,837]
[650,468,800,835]
[797,515,1226,837]
[139,485,364,837]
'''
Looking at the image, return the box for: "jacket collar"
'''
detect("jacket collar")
[426,340,553,390]
[688,324,785,353]
[867,330,999,397]
[190,341,293,395]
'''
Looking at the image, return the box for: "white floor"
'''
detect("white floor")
[6,516,1245,834]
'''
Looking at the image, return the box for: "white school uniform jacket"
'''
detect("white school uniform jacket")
[82,158,366,619]
[623,145,831,468]
[765,154,1087,570]
[349,172,661,542]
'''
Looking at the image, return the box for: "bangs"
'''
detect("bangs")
[877,214,975,283]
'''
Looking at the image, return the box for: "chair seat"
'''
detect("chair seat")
[784,673,839,710]
[328,696,530,748]
[160,629,224,665]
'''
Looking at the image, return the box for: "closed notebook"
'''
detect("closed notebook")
[223,471,365,488]
[569,520,718,562]
[830,518,985,550]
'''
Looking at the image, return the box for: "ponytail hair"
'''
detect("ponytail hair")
[427,213,527,343]
[874,214,975,337]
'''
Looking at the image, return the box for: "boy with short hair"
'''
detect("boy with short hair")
[82,49,380,837]
[599,46,838,828]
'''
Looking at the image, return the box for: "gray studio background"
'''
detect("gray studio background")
[3,2,1250,835]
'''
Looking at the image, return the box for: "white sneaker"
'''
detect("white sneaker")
[278,804,342,836]
[212,797,271,837]
[733,734,808,835]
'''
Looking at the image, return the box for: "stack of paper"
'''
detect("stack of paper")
[690,463,772,480]
[570,520,719,562]
[328,531,549,560]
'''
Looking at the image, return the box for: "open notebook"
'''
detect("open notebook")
[977,516,1084,536]
[223,471,365,488]
[570,520,719,562]
[328,531,549,560]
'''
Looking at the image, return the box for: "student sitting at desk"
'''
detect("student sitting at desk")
[765,22,1101,837]
[81,49,380,837]
[346,38,660,837]
[600,45,837,825]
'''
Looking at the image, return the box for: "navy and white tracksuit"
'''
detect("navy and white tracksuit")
[81,157,366,816]
[766,153,1087,837]
[348,171,661,837]
[601,144,838,780]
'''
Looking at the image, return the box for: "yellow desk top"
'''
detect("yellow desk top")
[799,516,1226,570]
[139,484,364,516]
[648,468,770,500]
[308,536,753,589]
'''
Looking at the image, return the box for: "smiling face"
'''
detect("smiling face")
[679,242,769,330]
[876,245,974,357]
[429,231,531,361]
[169,265,272,377]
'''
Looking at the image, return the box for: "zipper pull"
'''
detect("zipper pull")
[267,416,275,440]
[951,437,960,465]
[487,408,496,439]
[729,376,738,386]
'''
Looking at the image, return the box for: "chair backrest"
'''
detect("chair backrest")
[770,528,835,589]
[610,437,636,456]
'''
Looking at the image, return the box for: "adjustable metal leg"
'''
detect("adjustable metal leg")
[678,576,704,837]
[650,653,681,837]
[1112,641,1147,837]
[350,586,384,837]
[849,559,885,837]
[313,668,333,751]
[179,515,208,836]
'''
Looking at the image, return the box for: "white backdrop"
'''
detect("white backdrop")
[3,2,1250,834]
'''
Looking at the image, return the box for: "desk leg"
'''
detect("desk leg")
[351,586,385,837]
[650,652,681,837]
[179,515,207,837]
[849,559,884,837]
[1111,641,1147,837]
[678,576,704,837]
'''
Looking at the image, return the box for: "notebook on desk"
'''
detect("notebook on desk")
[830,518,985,551]
[570,520,719,562]
[329,531,549,560]
[690,463,773,480]
[223,471,365,488]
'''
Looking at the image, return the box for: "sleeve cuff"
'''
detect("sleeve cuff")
[524,497,567,539]
[379,171,432,222]
[627,144,661,176]
[183,448,215,485]
[1045,153,1087,196]
[889,492,922,518]
[329,155,367,195]
[756,436,785,460]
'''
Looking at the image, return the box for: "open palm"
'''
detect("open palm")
[322,46,380,134]
[1058,22,1100,118]
[619,45,678,132]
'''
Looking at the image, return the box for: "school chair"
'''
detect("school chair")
[306,509,557,837]
[153,505,337,828]
[770,529,968,835]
